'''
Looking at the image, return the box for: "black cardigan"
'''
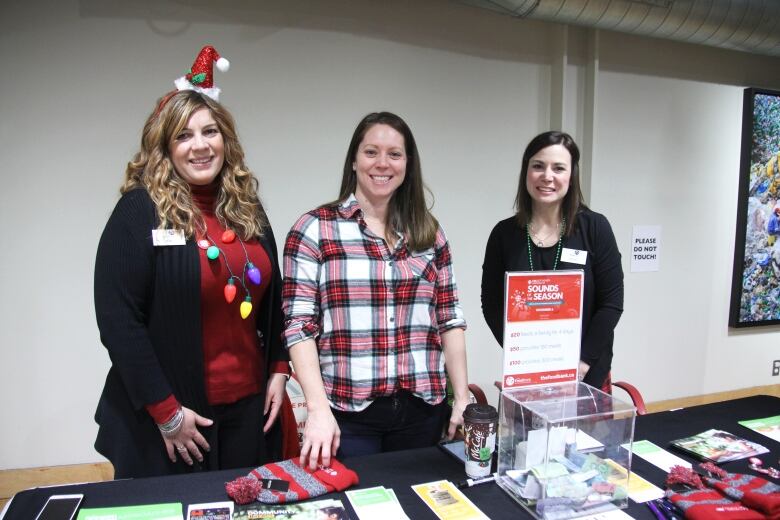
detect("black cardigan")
[480,209,624,387]
[93,188,288,477]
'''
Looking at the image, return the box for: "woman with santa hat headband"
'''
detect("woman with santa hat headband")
[93,46,290,478]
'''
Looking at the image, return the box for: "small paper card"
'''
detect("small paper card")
[624,440,691,472]
[560,248,587,265]
[578,510,636,520]
[739,415,780,443]
[187,501,233,520]
[233,499,346,520]
[412,480,489,520]
[603,459,664,503]
[78,503,182,520]
[259,479,290,492]
[346,486,409,520]
[152,229,185,246]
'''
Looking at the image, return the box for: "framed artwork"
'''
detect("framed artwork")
[729,88,780,327]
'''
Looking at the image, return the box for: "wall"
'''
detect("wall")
[0,0,778,469]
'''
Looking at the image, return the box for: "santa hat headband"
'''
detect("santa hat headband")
[154,45,230,117]
[174,45,230,101]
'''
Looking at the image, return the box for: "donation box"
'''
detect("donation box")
[496,382,636,520]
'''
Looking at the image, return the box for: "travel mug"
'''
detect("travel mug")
[463,403,498,478]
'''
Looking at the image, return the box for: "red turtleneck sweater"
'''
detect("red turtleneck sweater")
[146,182,288,423]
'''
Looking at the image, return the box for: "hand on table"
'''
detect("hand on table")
[300,408,340,470]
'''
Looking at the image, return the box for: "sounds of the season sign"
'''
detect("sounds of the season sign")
[501,270,584,389]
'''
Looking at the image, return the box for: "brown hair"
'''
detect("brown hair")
[121,90,267,239]
[514,130,586,235]
[328,111,437,251]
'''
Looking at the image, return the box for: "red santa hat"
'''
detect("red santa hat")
[174,45,230,101]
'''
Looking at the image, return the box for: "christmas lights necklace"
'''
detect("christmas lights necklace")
[526,217,565,271]
[196,228,262,319]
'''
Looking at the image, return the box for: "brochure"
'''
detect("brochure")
[77,503,182,520]
[233,499,347,519]
[669,428,769,463]
[739,415,780,443]
[346,486,409,519]
[622,440,691,472]
[188,501,233,519]
[412,480,489,520]
[603,459,664,503]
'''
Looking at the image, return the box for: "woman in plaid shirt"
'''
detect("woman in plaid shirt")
[282,112,470,469]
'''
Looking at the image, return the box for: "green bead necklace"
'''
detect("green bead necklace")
[526,217,565,271]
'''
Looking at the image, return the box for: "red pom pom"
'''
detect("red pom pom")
[225,476,263,505]
[666,465,705,489]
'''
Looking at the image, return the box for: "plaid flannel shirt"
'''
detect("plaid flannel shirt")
[282,194,466,412]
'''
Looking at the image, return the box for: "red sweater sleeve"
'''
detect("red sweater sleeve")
[145,394,180,424]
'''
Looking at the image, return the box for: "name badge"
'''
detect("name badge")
[560,247,587,265]
[152,229,186,246]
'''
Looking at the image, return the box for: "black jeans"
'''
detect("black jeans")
[333,391,449,459]
[211,392,267,469]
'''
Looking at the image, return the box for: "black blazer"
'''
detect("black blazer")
[93,189,288,477]
[481,209,624,387]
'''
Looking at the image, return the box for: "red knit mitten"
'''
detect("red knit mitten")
[247,457,359,504]
[666,488,764,520]
[705,472,780,520]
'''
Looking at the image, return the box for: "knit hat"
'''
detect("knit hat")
[226,458,359,504]
[665,465,780,520]
[173,45,230,101]
[666,487,764,520]
[705,472,780,518]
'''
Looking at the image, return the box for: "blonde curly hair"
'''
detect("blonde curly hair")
[121,90,267,240]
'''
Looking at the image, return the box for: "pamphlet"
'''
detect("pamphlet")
[579,511,635,520]
[603,459,664,503]
[669,429,769,463]
[739,415,780,443]
[346,486,409,519]
[188,501,233,519]
[233,499,346,519]
[622,440,691,472]
[77,503,182,520]
[412,480,489,520]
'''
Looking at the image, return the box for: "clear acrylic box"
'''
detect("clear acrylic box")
[496,382,636,520]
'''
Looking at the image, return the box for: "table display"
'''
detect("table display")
[2,395,778,520]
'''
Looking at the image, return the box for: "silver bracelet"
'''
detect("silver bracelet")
[157,407,183,437]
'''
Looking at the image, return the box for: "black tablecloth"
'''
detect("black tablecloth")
[4,395,779,519]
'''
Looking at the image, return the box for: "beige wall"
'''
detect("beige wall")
[1,0,779,469]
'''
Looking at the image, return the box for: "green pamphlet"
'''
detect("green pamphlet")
[77,502,182,520]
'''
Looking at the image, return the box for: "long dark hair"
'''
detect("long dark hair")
[329,111,437,251]
[514,130,586,235]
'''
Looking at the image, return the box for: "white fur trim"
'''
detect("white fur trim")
[174,76,191,91]
[173,77,221,102]
[198,86,221,101]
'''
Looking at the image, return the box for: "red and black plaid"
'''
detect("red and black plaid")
[282,195,466,412]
